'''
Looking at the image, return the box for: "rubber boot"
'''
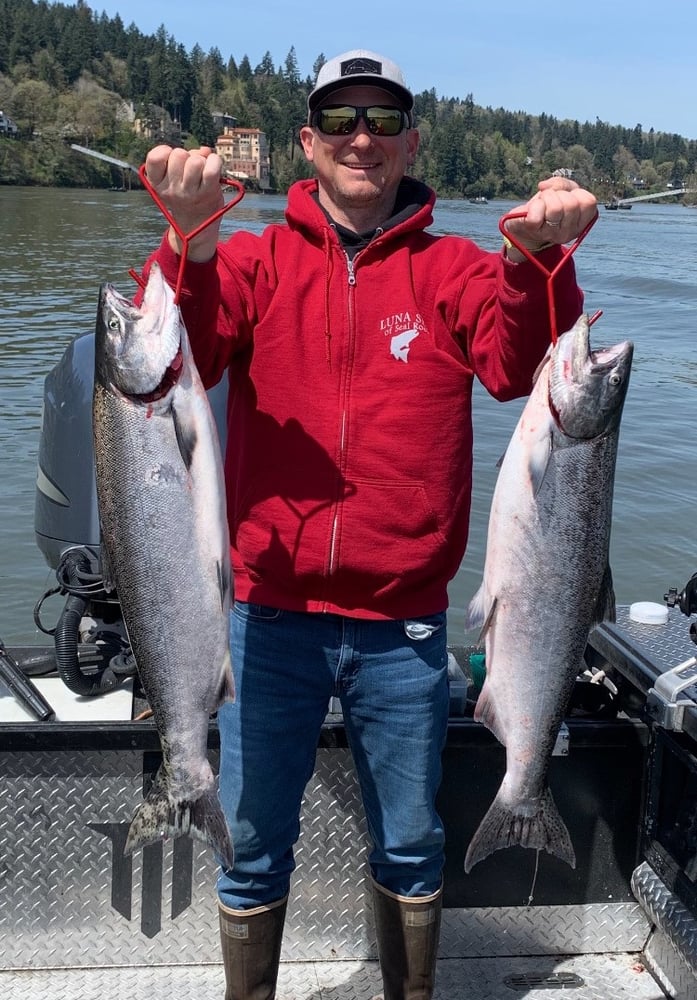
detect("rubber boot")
[218,895,288,1000]
[371,879,442,1000]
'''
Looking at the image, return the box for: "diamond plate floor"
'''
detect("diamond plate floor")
[0,954,668,999]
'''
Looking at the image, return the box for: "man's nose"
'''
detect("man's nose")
[350,120,374,145]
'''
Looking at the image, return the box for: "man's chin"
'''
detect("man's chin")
[338,177,384,202]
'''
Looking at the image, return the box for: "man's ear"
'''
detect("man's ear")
[299,125,315,162]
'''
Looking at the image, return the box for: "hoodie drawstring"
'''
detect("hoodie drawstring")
[323,227,334,372]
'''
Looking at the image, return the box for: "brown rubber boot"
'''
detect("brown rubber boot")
[371,879,442,1000]
[218,895,288,1000]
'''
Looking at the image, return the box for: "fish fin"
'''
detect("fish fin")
[216,650,236,708]
[217,557,232,612]
[473,683,507,746]
[528,430,553,497]
[98,537,116,593]
[465,589,496,639]
[171,402,198,471]
[593,563,616,625]
[464,785,576,873]
[124,766,234,869]
[531,352,551,387]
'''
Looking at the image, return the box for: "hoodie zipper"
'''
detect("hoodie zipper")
[325,231,385,589]
[326,248,364,582]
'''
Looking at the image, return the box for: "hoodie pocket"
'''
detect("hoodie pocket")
[333,478,447,595]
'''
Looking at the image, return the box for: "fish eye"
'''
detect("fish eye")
[609,372,622,386]
[107,315,120,331]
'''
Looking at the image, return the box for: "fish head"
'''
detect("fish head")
[548,314,633,439]
[94,262,184,402]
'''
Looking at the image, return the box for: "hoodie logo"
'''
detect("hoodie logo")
[381,311,426,364]
[390,329,419,362]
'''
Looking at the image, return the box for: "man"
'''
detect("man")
[142,49,596,1000]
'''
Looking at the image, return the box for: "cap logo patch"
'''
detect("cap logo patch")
[340,57,382,78]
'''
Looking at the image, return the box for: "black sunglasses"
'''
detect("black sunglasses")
[311,105,410,137]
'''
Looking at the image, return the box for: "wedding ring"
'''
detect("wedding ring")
[545,219,562,227]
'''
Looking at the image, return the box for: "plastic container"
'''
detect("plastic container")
[629,601,669,626]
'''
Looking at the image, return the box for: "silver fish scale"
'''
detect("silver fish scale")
[94,387,227,694]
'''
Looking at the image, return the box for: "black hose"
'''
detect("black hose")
[53,549,122,697]
[54,593,121,696]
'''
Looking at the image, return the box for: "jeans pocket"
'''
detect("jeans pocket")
[233,601,283,622]
[403,611,447,641]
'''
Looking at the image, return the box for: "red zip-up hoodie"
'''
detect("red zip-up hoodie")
[146,177,583,620]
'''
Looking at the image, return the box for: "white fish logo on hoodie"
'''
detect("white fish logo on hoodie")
[381,311,426,363]
[390,328,419,362]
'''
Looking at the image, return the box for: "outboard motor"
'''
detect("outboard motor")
[35,332,101,571]
[34,331,131,695]
[33,330,230,696]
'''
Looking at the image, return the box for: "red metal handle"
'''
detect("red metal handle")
[131,163,246,304]
[499,209,599,343]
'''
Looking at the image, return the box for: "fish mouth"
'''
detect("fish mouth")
[566,314,631,381]
[549,314,633,438]
[589,340,632,371]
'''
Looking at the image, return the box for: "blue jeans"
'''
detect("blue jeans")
[216,603,449,909]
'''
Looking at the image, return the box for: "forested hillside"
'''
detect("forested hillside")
[2,0,696,199]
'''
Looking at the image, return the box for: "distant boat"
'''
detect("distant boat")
[469,196,488,204]
[605,198,632,211]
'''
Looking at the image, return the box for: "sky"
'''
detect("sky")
[89,0,696,140]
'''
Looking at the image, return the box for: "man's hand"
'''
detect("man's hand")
[502,177,598,261]
[144,145,225,262]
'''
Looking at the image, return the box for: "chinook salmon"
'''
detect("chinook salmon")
[464,314,633,873]
[93,262,234,867]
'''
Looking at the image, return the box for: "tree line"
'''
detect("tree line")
[2,0,696,201]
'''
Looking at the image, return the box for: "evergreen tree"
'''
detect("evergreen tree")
[126,33,150,101]
[8,3,40,69]
[56,0,99,84]
[284,46,300,86]
[189,94,217,146]
[255,51,275,76]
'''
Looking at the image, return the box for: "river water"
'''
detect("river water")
[1,186,695,645]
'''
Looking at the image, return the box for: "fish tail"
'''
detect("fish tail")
[124,767,234,869]
[464,786,575,873]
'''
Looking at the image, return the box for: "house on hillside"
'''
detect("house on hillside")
[0,111,18,137]
[215,125,271,190]
[133,104,181,145]
[212,112,237,132]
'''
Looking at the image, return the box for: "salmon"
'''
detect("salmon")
[464,314,633,873]
[93,263,234,867]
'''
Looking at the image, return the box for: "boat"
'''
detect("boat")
[468,196,488,204]
[0,330,696,997]
[605,198,632,211]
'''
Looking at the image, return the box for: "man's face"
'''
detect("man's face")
[300,85,419,223]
